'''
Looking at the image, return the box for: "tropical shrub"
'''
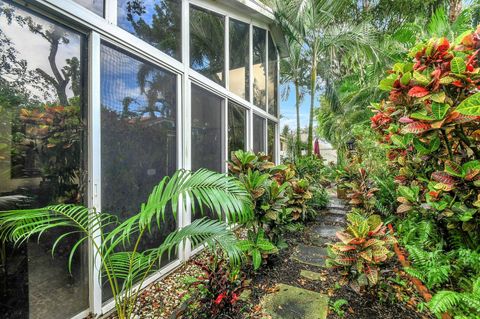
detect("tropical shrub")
[0,169,250,319]
[180,255,248,319]
[228,150,313,236]
[236,229,278,270]
[327,211,396,293]
[371,26,480,316]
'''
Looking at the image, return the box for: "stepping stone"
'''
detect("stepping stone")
[307,235,331,247]
[316,214,346,225]
[262,284,329,319]
[300,270,325,281]
[312,224,343,238]
[292,245,328,267]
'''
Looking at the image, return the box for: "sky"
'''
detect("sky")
[279,83,315,133]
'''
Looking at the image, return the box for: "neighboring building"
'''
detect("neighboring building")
[280,128,337,163]
[0,0,285,318]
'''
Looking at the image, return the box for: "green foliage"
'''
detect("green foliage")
[404,246,452,290]
[0,169,250,319]
[228,150,315,240]
[237,229,278,270]
[428,278,480,318]
[330,298,349,317]
[327,211,396,293]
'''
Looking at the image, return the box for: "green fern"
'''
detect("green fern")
[405,245,451,289]
[428,278,480,318]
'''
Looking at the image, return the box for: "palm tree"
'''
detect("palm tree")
[274,0,380,155]
[280,40,307,157]
[0,169,251,319]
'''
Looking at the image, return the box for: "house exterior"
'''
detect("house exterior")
[0,0,284,318]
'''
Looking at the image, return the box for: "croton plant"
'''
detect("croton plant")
[371,27,480,236]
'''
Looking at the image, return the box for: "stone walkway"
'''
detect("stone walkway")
[261,189,347,319]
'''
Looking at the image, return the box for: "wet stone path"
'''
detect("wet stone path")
[261,189,347,319]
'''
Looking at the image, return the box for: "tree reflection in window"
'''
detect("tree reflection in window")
[190,5,225,85]
[253,27,266,110]
[229,18,249,100]
[228,101,247,154]
[268,33,278,116]
[117,0,182,61]
[0,1,88,318]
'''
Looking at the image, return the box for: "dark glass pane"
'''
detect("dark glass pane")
[190,5,225,85]
[0,2,88,318]
[117,0,182,61]
[191,85,224,221]
[100,44,178,301]
[268,120,276,162]
[229,18,249,100]
[268,33,278,116]
[73,0,104,16]
[252,114,265,153]
[228,101,246,154]
[253,27,266,110]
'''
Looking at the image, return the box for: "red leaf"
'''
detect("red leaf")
[399,116,414,123]
[431,171,456,186]
[437,38,450,52]
[400,122,432,134]
[408,86,430,97]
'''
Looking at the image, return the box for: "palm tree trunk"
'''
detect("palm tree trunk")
[295,81,301,157]
[449,0,462,22]
[307,50,317,156]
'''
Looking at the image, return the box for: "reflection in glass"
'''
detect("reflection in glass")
[268,33,278,116]
[191,85,224,221]
[228,101,247,154]
[190,5,225,85]
[0,2,88,318]
[268,120,276,162]
[253,27,266,110]
[73,0,104,16]
[117,0,182,61]
[252,114,266,153]
[100,44,178,301]
[229,19,249,100]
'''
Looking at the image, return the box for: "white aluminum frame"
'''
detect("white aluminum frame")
[8,0,282,318]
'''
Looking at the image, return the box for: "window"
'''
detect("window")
[191,84,224,173]
[229,18,249,100]
[252,114,266,153]
[100,44,178,300]
[73,0,104,16]
[0,1,88,317]
[253,27,266,110]
[190,6,225,85]
[268,120,276,162]
[268,33,278,116]
[191,84,224,220]
[228,101,247,155]
[117,0,182,61]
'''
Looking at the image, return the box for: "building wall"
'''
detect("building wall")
[0,0,281,318]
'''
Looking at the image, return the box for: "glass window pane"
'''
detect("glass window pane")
[191,85,224,221]
[252,114,266,153]
[117,0,182,61]
[191,84,224,173]
[100,43,178,300]
[268,33,278,116]
[190,5,225,85]
[73,0,104,16]
[228,101,247,154]
[229,18,249,100]
[0,2,88,318]
[268,120,276,162]
[253,27,266,110]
